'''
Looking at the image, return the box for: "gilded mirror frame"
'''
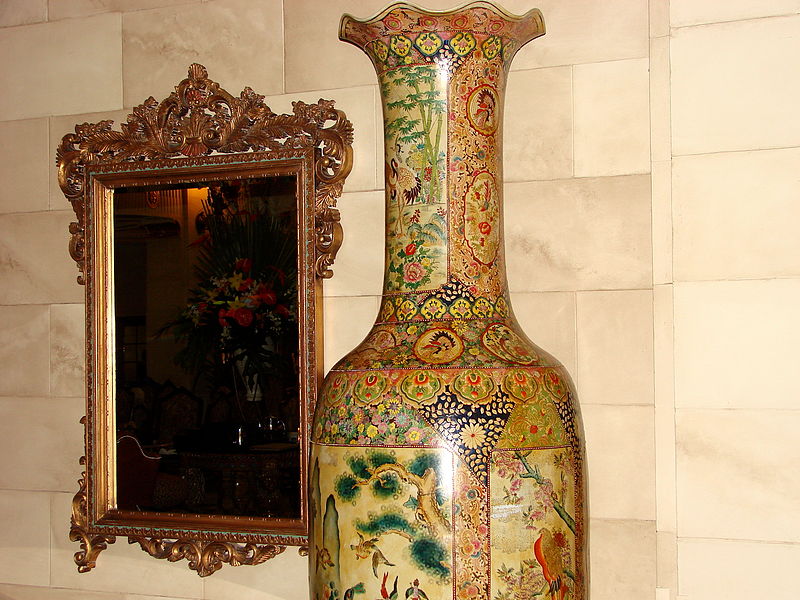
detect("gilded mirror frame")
[56,64,353,576]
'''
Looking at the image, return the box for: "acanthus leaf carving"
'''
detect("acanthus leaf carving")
[57,63,353,284]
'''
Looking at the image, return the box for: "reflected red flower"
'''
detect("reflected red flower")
[233,308,253,327]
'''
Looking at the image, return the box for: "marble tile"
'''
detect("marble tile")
[510,291,577,380]
[0,585,123,599]
[671,0,800,27]
[0,0,46,28]
[649,37,671,163]
[673,148,800,281]
[504,66,572,182]
[582,405,656,520]
[651,161,672,285]
[653,284,676,533]
[50,493,205,596]
[0,491,50,586]
[262,85,377,194]
[0,397,83,492]
[51,303,85,398]
[0,118,49,214]
[589,518,657,600]
[650,0,671,37]
[505,175,652,292]
[0,305,49,397]
[0,211,85,305]
[283,0,461,93]
[577,290,653,406]
[49,0,201,21]
[0,13,122,120]
[323,295,379,373]
[122,0,283,109]
[509,0,649,71]
[574,59,650,177]
[203,549,309,600]
[678,538,800,600]
[657,530,678,592]
[49,109,130,210]
[674,280,800,409]
[671,15,800,155]
[676,408,800,542]
[127,595,199,600]
[322,191,384,298]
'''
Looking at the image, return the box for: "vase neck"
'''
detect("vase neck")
[341,3,544,323]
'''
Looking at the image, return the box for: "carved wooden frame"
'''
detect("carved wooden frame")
[56,64,353,576]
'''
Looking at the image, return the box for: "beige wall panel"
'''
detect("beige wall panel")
[0,0,46,27]
[577,289,654,406]
[0,118,49,214]
[323,191,384,298]
[673,148,800,281]
[574,58,650,177]
[671,15,800,155]
[0,490,51,586]
[583,405,656,520]
[676,408,800,542]
[678,538,800,600]
[671,0,800,27]
[0,583,124,599]
[504,66,573,182]
[50,303,85,398]
[203,550,310,600]
[649,37,671,163]
[0,13,122,120]
[674,280,800,409]
[0,211,84,305]
[0,397,82,492]
[122,0,283,108]
[653,284,676,533]
[323,295,379,373]
[509,0,649,71]
[49,494,205,596]
[651,160,672,285]
[589,518,656,600]
[0,305,49,396]
[504,175,652,292]
[510,290,577,379]
[49,0,202,21]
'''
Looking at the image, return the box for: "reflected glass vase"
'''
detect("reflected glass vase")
[310,3,588,599]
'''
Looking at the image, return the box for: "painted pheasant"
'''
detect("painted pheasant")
[386,157,421,234]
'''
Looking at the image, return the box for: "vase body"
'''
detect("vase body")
[310,4,587,599]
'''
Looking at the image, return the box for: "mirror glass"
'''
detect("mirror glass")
[113,176,300,519]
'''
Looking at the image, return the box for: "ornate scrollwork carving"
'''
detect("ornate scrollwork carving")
[129,536,286,577]
[56,63,353,283]
[69,456,116,572]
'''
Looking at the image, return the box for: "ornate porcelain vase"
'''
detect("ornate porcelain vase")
[310,3,587,599]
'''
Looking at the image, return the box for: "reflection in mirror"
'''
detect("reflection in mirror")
[113,177,301,518]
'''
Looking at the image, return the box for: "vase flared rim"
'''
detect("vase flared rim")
[340,1,545,39]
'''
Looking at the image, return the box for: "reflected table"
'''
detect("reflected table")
[178,442,300,517]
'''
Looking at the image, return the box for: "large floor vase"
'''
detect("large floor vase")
[310,4,587,599]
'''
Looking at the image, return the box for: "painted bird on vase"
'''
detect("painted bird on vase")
[386,157,421,234]
[533,528,570,600]
[350,531,396,577]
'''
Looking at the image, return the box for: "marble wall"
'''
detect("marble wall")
[0,1,796,598]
